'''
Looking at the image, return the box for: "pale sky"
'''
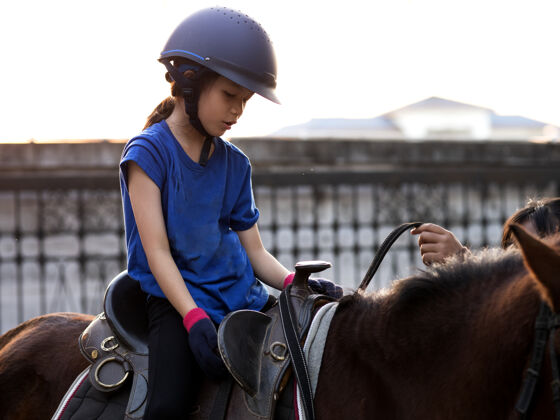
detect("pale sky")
[1,0,559,142]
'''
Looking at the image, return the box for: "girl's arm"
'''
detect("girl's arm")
[127,161,198,317]
[237,224,290,290]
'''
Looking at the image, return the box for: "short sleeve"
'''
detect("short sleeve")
[120,137,167,190]
[230,163,259,231]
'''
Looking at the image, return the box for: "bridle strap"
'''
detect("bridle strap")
[516,302,560,419]
[516,303,551,416]
[549,321,560,419]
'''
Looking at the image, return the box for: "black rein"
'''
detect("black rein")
[358,222,423,292]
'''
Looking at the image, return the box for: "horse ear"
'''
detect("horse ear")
[509,223,560,311]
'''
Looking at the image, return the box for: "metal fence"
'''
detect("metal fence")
[1,159,559,333]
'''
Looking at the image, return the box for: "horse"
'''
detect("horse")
[0,312,94,419]
[1,224,559,419]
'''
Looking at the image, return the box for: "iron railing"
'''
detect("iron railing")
[1,145,559,333]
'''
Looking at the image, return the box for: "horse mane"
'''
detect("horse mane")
[388,247,525,313]
[336,246,531,341]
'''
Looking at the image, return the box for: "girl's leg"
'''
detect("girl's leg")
[144,296,201,420]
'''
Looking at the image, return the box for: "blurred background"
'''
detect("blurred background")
[1,0,559,333]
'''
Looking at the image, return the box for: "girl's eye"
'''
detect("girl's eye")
[224,91,235,98]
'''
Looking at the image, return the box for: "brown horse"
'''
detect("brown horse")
[0,312,93,419]
[1,225,559,419]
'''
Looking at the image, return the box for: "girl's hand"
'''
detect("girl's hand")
[183,308,227,380]
[283,273,344,299]
[411,223,468,266]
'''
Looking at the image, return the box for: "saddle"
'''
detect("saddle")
[79,271,149,420]
[218,261,334,419]
[74,262,332,420]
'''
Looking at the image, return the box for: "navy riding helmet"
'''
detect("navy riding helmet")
[159,6,279,143]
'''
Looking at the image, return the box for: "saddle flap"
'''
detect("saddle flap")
[104,272,149,355]
[218,309,272,397]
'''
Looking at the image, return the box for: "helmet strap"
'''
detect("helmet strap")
[198,136,213,167]
[160,59,213,144]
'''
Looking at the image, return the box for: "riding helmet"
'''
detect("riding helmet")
[159,6,279,104]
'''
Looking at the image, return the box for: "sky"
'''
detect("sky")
[1,0,559,142]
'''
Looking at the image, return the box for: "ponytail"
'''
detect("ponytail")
[144,97,176,130]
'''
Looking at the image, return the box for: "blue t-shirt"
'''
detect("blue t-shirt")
[119,120,268,323]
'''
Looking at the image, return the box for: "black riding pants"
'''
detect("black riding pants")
[143,294,277,419]
[143,296,201,420]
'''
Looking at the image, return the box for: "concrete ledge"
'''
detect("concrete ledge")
[1,139,559,174]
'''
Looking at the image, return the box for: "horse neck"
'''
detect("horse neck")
[317,274,543,418]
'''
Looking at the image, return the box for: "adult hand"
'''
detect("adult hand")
[411,223,468,265]
[183,308,227,380]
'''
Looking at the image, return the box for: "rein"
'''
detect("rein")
[358,222,423,292]
[516,301,560,419]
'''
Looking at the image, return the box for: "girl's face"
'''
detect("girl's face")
[197,76,254,137]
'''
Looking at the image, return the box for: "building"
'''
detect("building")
[272,96,559,141]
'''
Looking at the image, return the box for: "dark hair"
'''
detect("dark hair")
[144,58,219,130]
[501,197,560,248]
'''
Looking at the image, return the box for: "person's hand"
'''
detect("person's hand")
[411,223,468,265]
[307,278,344,299]
[183,308,227,380]
[283,273,343,299]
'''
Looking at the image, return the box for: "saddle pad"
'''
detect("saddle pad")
[51,367,129,420]
[296,302,339,420]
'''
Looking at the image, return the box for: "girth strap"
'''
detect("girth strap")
[279,285,315,420]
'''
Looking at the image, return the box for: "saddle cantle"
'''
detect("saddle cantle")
[79,272,149,420]
[218,261,334,419]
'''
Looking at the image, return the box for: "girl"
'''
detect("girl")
[119,7,340,419]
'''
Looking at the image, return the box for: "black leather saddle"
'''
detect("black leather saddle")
[79,271,149,419]
[104,271,149,355]
[218,261,334,419]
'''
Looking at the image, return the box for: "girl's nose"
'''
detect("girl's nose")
[231,100,244,116]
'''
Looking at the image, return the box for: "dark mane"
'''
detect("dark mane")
[339,247,527,321]
[389,247,525,311]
